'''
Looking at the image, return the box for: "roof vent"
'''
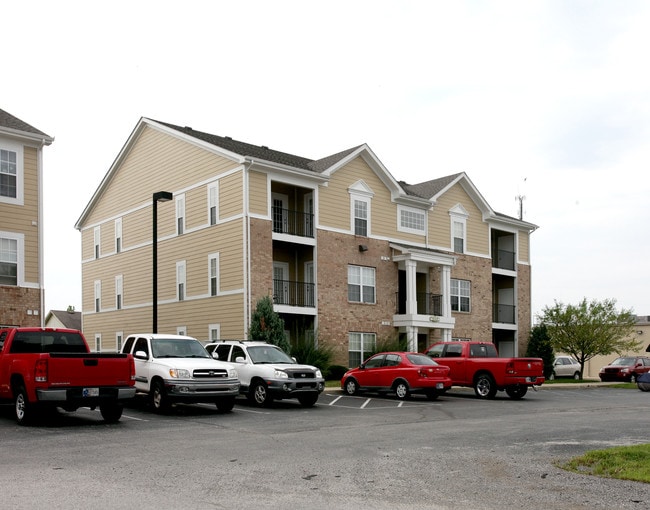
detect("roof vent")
[225,136,232,140]
[184,126,192,131]
[261,145,269,150]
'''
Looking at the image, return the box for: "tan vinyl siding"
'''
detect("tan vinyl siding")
[248,170,267,216]
[518,230,530,263]
[81,227,94,260]
[220,171,243,219]
[22,147,40,282]
[428,183,489,255]
[82,126,240,226]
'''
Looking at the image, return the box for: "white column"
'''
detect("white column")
[405,259,417,315]
[441,265,451,318]
[407,325,418,352]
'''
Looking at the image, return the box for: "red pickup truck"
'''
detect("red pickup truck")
[424,341,544,399]
[0,327,136,424]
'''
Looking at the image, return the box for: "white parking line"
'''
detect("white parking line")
[360,398,372,409]
[121,413,148,421]
[329,396,343,405]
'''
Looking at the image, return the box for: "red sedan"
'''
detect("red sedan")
[341,352,452,400]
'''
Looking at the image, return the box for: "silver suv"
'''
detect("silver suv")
[205,341,325,407]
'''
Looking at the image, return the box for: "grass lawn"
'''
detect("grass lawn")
[559,444,650,483]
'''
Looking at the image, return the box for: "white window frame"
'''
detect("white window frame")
[348,265,376,304]
[115,274,123,310]
[176,194,185,235]
[116,331,123,353]
[451,278,471,313]
[449,205,468,254]
[94,226,101,259]
[349,181,373,237]
[352,198,369,236]
[94,334,102,352]
[176,326,187,336]
[94,280,101,312]
[208,324,221,342]
[398,205,426,235]
[348,332,376,368]
[115,218,122,253]
[208,253,219,296]
[0,233,22,286]
[208,182,219,226]
[0,142,23,205]
[176,260,186,301]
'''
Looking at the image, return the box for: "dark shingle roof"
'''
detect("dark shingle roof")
[154,120,362,174]
[0,108,51,138]
[399,173,463,199]
[48,310,82,330]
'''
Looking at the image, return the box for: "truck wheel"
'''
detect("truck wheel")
[249,382,272,407]
[216,397,235,412]
[151,380,170,413]
[14,385,33,426]
[505,385,528,400]
[474,374,497,399]
[573,372,580,380]
[344,378,359,396]
[100,403,124,423]
[394,380,410,400]
[298,393,319,407]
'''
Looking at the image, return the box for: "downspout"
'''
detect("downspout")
[38,140,45,327]
[243,159,253,338]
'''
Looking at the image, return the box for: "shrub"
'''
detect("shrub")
[325,365,348,381]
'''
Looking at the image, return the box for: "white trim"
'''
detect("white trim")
[208,323,221,342]
[0,140,23,205]
[94,333,102,352]
[208,252,220,296]
[208,181,219,225]
[0,231,24,286]
[175,194,186,235]
[397,204,426,235]
[176,260,186,301]
[176,326,187,336]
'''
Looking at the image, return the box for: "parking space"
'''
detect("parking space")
[320,391,442,409]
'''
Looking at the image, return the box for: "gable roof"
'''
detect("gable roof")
[45,310,82,330]
[0,108,53,143]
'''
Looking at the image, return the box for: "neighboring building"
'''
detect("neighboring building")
[583,315,650,379]
[45,308,82,330]
[0,108,54,327]
[75,118,537,365]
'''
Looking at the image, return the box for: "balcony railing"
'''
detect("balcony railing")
[492,249,515,271]
[493,303,516,324]
[273,279,315,307]
[395,292,443,316]
[272,207,314,238]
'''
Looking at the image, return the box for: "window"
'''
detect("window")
[115,218,122,253]
[94,280,101,312]
[353,199,368,236]
[398,205,426,234]
[208,182,218,225]
[94,227,100,259]
[449,205,468,254]
[348,265,375,304]
[209,253,219,296]
[453,220,465,253]
[94,334,102,352]
[115,275,123,310]
[176,326,186,336]
[451,279,470,312]
[208,324,220,342]
[0,149,17,198]
[348,332,376,367]
[177,261,186,301]
[176,195,185,235]
[0,237,18,285]
[116,332,123,353]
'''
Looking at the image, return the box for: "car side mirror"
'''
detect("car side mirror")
[134,350,148,360]
[235,356,246,363]
[211,352,219,360]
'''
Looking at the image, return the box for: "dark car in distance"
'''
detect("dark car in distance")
[341,352,452,400]
[599,356,650,383]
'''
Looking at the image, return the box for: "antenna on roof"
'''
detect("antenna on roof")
[515,177,527,220]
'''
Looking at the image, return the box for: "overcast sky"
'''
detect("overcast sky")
[4,1,649,320]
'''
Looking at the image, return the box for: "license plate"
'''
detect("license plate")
[436,383,444,389]
[83,387,99,397]
[525,377,536,383]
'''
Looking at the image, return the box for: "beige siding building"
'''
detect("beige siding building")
[0,108,53,327]
[76,118,538,366]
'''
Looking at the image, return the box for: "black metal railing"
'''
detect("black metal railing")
[395,292,443,316]
[272,207,314,238]
[492,249,515,270]
[493,303,516,324]
[273,279,315,307]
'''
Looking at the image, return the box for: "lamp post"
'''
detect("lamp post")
[153,191,173,333]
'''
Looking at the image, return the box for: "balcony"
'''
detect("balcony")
[272,207,314,238]
[492,249,515,271]
[395,292,443,316]
[493,303,516,324]
[273,279,315,307]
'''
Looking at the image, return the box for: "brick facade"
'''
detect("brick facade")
[0,287,42,327]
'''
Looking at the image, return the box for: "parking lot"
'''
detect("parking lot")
[1,386,649,509]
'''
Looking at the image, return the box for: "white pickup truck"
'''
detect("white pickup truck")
[205,340,325,407]
[122,334,240,412]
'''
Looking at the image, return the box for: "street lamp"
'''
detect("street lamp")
[153,191,173,333]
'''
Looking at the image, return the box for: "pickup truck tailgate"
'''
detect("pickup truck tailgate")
[509,358,544,377]
[47,353,134,387]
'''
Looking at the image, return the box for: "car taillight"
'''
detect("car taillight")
[35,359,48,382]
[129,356,136,381]
[506,361,515,374]
[419,369,428,378]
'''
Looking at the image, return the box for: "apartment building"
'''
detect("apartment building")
[75,118,537,365]
[0,108,54,327]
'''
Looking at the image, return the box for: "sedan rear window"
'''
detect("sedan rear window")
[406,353,439,366]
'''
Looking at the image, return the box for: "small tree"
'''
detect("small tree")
[249,295,289,353]
[526,324,555,379]
[539,298,639,378]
